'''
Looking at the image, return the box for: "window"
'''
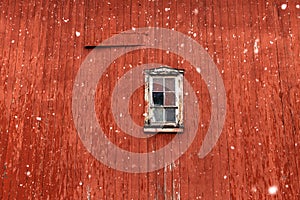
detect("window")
[144,66,184,133]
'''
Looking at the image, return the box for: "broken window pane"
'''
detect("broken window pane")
[153,92,164,105]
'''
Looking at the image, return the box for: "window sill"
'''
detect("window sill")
[144,126,183,133]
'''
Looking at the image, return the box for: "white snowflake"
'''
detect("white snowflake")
[193,8,199,15]
[268,185,278,195]
[75,31,80,37]
[281,4,287,10]
[63,18,69,22]
[254,39,259,54]
[251,186,257,192]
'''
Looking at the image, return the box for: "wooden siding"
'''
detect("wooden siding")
[0,0,299,199]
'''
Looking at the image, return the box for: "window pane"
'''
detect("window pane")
[165,108,176,122]
[153,78,163,91]
[165,78,175,91]
[165,92,175,105]
[153,92,164,105]
[153,108,163,122]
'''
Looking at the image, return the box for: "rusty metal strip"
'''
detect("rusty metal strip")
[84,44,144,49]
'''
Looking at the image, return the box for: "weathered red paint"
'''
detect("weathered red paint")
[0,0,299,199]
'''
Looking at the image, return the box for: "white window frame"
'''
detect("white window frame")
[144,66,184,133]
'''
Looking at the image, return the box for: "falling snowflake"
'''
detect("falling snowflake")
[268,185,278,195]
[251,186,257,192]
[254,39,259,54]
[76,31,80,37]
[281,4,287,10]
[193,8,199,15]
[63,18,69,22]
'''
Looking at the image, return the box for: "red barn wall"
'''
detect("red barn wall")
[0,0,299,199]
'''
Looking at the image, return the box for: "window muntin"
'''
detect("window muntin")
[151,77,177,123]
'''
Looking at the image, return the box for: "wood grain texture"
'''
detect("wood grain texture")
[0,0,299,199]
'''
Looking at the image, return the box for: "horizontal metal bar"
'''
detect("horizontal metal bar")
[85,44,144,49]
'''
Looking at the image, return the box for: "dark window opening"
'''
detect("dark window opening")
[153,92,164,105]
